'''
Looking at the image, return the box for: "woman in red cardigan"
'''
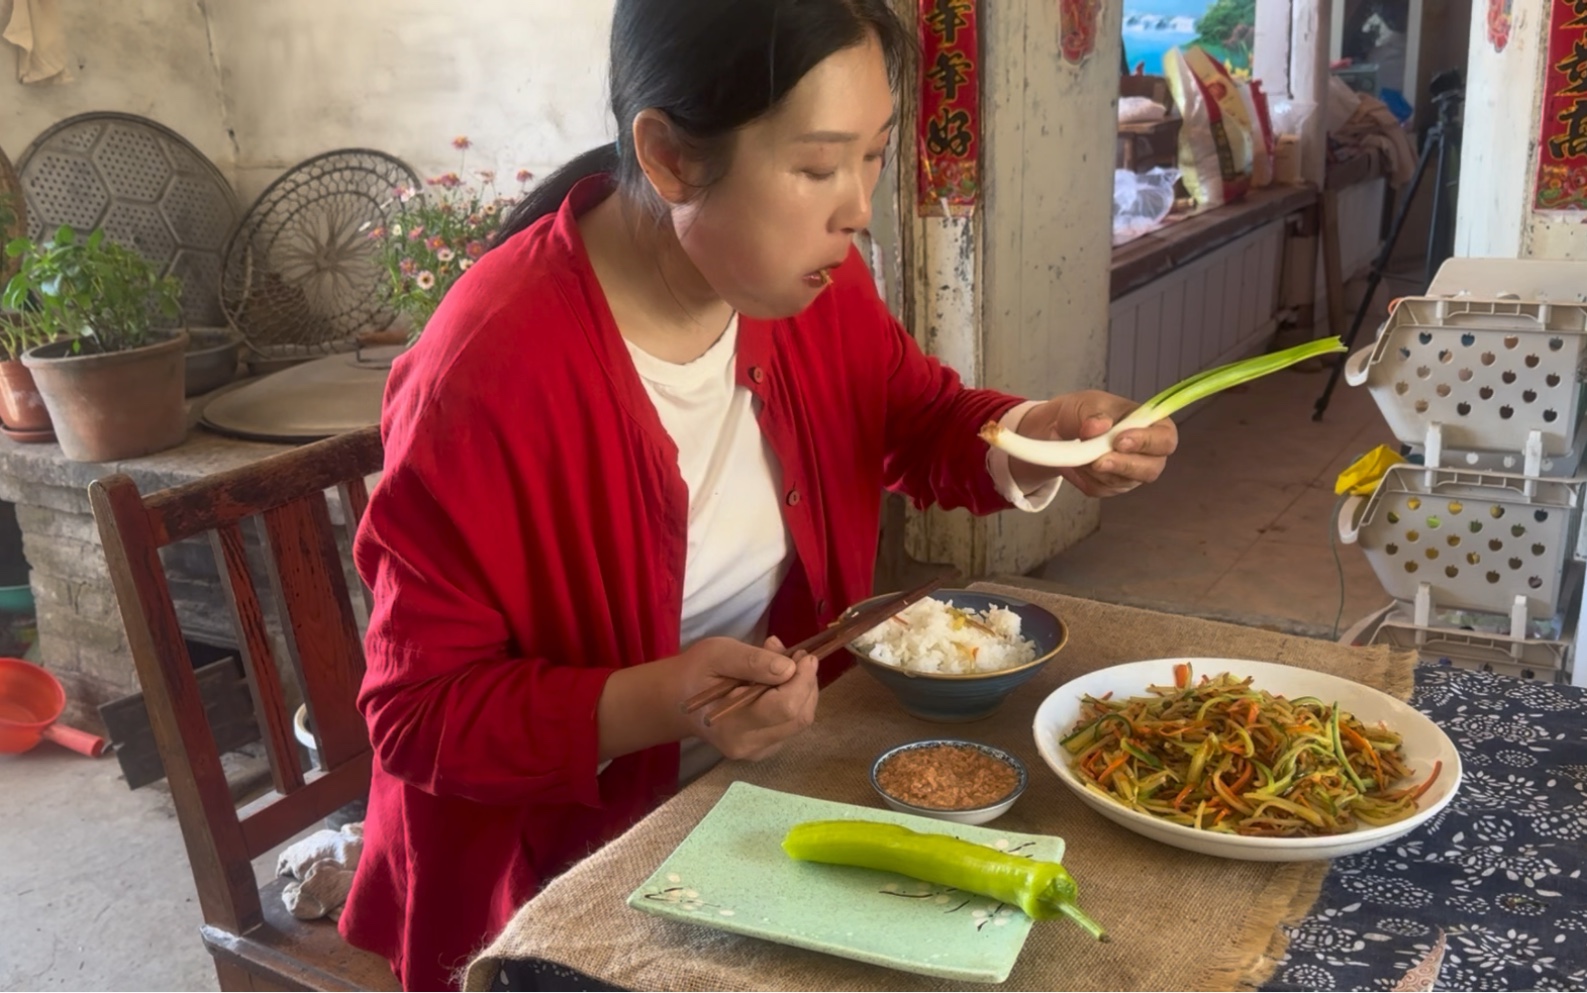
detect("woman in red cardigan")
[341,1,1178,988]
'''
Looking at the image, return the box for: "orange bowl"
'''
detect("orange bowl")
[0,657,66,753]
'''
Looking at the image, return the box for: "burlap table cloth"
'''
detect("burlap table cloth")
[465,582,1418,992]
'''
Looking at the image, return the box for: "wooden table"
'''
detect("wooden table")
[464,582,1418,992]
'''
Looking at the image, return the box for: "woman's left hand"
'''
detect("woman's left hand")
[1009,390,1178,498]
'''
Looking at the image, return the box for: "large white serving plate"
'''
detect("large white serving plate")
[1032,658,1461,862]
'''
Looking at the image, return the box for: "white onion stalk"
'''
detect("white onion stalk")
[980,337,1347,468]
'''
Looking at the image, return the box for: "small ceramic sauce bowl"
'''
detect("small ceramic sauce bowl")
[870,738,1028,826]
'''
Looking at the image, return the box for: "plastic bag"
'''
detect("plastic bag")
[1334,444,1405,496]
[1266,98,1317,139]
[1119,96,1167,124]
[1265,97,1316,185]
[1163,45,1254,208]
[1113,167,1181,245]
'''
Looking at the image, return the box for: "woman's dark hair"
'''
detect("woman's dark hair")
[493,0,912,246]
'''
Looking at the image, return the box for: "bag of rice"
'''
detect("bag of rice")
[1163,45,1255,208]
[1238,82,1273,187]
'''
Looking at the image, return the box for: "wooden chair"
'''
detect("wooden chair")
[90,427,399,992]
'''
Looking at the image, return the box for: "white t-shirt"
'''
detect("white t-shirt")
[612,315,1060,784]
[624,318,793,651]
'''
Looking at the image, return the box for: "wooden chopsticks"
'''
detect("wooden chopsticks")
[680,574,948,727]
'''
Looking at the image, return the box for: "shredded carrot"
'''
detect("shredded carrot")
[1099,753,1129,783]
[1341,724,1385,786]
[1229,761,1254,794]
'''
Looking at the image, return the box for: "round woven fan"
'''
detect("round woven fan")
[0,142,25,285]
[15,112,238,328]
[219,149,418,358]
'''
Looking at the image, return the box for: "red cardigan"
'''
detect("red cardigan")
[340,176,1024,990]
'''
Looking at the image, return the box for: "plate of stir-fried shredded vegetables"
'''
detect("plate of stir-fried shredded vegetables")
[1032,659,1461,861]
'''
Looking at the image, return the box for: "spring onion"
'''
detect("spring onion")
[979,336,1348,468]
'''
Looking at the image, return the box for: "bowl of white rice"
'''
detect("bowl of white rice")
[844,589,1067,722]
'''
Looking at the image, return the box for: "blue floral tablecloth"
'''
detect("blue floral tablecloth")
[1265,665,1587,992]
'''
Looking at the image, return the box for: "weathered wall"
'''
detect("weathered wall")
[1,1,619,205]
[1456,0,1587,262]
[0,0,232,179]
[203,1,617,202]
[903,0,1121,576]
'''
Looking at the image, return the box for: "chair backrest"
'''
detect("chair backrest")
[90,426,383,936]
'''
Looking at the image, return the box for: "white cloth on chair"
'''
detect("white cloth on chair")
[278,822,363,921]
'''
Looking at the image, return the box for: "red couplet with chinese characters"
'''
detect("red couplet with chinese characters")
[917,0,979,216]
[1535,0,1587,211]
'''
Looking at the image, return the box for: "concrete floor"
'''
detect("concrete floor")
[2,747,233,991]
[1028,351,1400,639]
[1,287,1410,992]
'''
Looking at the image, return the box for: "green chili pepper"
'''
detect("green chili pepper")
[781,820,1108,941]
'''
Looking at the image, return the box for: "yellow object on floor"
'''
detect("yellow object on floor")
[1335,444,1406,496]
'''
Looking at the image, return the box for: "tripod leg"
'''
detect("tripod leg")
[1312,132,1441,421]
[1425,127,1454,285]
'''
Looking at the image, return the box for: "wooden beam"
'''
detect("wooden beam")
[1254,0,1293,96]
[1291,0,1334,188]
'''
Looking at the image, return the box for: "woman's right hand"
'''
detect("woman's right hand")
[596,635,819,764]
[675,636,819,761]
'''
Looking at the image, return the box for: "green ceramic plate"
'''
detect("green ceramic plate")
[626,782,1065,984]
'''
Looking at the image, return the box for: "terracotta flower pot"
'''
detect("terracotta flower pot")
[21,331,189,462]
[0,357,52,433]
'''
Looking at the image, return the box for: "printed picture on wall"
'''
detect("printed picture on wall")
[1123,0,1253,78]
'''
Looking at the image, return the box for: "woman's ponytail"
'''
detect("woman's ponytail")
[490,142,620,249]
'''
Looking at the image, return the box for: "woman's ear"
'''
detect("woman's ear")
[631,109,695,205]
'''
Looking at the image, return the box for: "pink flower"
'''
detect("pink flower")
[426,235,446,251]
[366,226,386,241]
[436,247,456,263]
[452,136,472,150]
[466,240,486,260]
[516,168,534,184]
[416,271,436,290]
[408,226,425,241]
[399,258,418,276]
[476,169,496,183]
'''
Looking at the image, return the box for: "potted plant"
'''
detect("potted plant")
[0,189,19,274]
[373,137,533,342]
[0,189,53,438]
[0,307,52,437]
[3,225,188,462]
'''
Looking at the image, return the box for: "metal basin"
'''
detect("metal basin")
[184,327,243,396]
